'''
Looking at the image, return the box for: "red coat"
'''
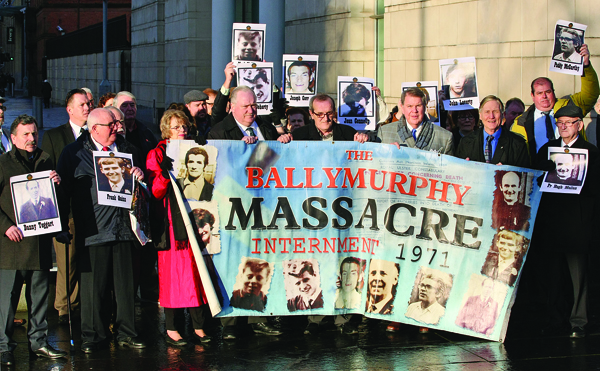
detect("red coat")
[146,140,207,308]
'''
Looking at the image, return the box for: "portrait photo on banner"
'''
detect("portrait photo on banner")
[282,54,318,107]
[439,57,479,111]
[405,267,454,326]
[188,200,221,255]
[284,258,324,312]
[401,81,439,122]
[231,23,266,63]
[365,258,400,315]
[541,147,588,194]
[337,76,376,130]
[10,170,61,237]
[550,20,587,76]
[491,170,535,232]
[334,256,366,310]
[230,257,274,312]
[94,152,134,208]
[455,274,507,336]
[481,228,529,287]
[172,142,217,203]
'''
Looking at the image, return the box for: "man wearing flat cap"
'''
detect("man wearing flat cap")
[533,105,600,338]
[184,90,210,137]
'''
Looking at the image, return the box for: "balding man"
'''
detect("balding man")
[492,171,531,231]
[40,88,90,324]
[57,108,146,353]
[510,44,599,159]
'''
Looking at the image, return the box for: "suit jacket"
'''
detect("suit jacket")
[40,122,76,168]
[534,137,600,253]
[19,197,57,223]
[208,114,280,140]
[292,122,357,141]
[287,291,324,312]
[229,289,266,312]
[456,127,530,168]
[98,177,134,194]
[176,178,214,201]
[377,117,454,155]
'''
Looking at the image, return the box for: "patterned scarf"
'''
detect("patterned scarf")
[396,117,434,150]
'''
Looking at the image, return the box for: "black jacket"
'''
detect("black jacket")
[456,127,530,168]
[208,114,280,140]
[292,122,357,141]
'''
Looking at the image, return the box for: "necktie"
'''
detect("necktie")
[102,146,110,151]
[246,127,255,137]
[0,139,5,155]
[411,128,417,140]
[543,112,555,141]
[485,135,493,163]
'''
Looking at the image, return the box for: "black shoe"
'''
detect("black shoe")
[34,345,68,359]
[1,351,14,365]
[165,334,187,347]
[304,322,320,335]
[570,327,585,338]
[192,332,211,343]
[251,322,282,336]
[58,315,69,325]
[338,323,358,335]
[222,327,236,340]
[81,342,96,354]
[118,337,147,349]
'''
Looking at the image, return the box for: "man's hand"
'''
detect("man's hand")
[391,142,402,150]
[242,136,257,144]
[354,133,368,143]
[223,62,236,89]
[372,86,382,98]
[277,134,293,144]
[131,166,144,181]
[49,170,61,185]
[5,225,23,242]
[580,44,590,66]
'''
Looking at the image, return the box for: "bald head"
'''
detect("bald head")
[500,172,521,205]
[88,108,118,147]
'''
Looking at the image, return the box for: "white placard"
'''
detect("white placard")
[282,54,318,107]
[541,146,588,194]
[232,23,266,65]
[439,57,479,111]
[94,151,134,208]
[337,76,376,131]
[550,20,587,76]
[236,62,274,115]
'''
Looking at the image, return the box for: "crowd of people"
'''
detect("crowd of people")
[0,43,599,366]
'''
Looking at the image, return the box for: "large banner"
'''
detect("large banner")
[167,140,544,342]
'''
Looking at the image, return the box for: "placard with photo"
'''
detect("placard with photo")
[541,146,588,194]
[550,20,587,76]
[236,62,274,115]
[11,170,61,237]
[232,23,266,64]
[337,76,376,131]
[94,151,135,208]
[439,57,479,111]
[401,81,439,123]
[282,54,318,107]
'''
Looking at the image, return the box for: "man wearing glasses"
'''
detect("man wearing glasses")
[377,87,453,154]
[553,28,583,64]
[292,94,368,142]
[40,88,90,325]
[534,105,600,338]
[57,108,146,352]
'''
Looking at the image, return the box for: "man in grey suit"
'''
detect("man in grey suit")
[40,88,90,324]
[377,87,453,155]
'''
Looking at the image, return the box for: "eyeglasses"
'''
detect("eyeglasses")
[170,125,188,131]
[555,119,581,127]
[558,36,576,42]
[95,121,118,128]
[312,111,335,119]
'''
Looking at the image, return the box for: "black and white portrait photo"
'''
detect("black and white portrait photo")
[334,257,365,310]
[232,23,266,62]
[283,259,323,312]
[541,147,588,194]
[549,20,587,76]
[237,65,273,103]
[230,257,273,312]
[491,170,533,231]
[174,145,216,202]
[439,57,479,110]
[96,156,133,195]
[365,259,399,315]
[405,268,453,325]
[481,229,528,287]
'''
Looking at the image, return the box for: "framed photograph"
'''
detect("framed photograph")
[337,76,376,130]
[282,54,318,107]
[439,57,479,111]
[402,81,439,123]
[10,170,61,237]
[236,62,273,115]
[550,20,587,76]
[94,151,134,208]
[232,23,266,64]
[541,147,588,194]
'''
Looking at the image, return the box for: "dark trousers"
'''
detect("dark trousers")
[0,269,49,352]
[80,242,137,343]
[164,306,207,331]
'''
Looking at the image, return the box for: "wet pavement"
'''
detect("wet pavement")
[3,97,600,370]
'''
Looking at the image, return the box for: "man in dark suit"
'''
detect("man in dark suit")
[19,180,58,223]
[208,85,292,144]
[40,88,90,324]
[534,105,599,338]
[545,153,581,185]
[456,95,529,167]
[287,261,324,312]
[97,157,133,194]
[0,115,67,365]
[365,259,399,315]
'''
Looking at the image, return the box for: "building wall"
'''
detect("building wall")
[46,50,127,105]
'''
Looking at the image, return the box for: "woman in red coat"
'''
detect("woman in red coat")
[146,109,210,345]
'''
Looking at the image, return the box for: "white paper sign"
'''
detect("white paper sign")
[439,57,479,111]
[541,146,588,194]
[282,54,318,107]
[236,62,274,115]
[94,151,134,208]
[550,20,587,76]
[337,76,376,131]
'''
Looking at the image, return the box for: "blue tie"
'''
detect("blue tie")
[411,128,417,140]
